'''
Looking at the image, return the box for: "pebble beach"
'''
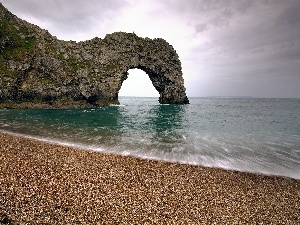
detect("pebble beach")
[0,132,299,224]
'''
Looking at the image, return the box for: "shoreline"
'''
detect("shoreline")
[1,132,299,224]
[2,129,298,180]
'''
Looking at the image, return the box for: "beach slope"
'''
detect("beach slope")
[0,132,299,224]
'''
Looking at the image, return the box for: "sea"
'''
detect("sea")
[0,97,300,179]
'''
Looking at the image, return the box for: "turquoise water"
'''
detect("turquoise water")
[1,97,300,179]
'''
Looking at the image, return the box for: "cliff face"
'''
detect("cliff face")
[0,3,189,108]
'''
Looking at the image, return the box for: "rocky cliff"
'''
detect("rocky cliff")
[0,3,189,108]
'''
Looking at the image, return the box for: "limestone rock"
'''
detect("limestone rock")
[0,3,189,108]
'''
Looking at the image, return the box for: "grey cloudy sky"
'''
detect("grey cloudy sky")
[2,0,300,98]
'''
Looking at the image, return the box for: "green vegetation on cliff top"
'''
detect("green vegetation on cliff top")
[0,15,36,61]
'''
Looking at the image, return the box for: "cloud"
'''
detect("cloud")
[275,2,300,29]
[195,23,208,33]
[2,0,128,40]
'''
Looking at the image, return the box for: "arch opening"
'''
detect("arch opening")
[118,68,159,97]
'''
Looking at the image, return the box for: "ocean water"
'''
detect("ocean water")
[0,97,300,179]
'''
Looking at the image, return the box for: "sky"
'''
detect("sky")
[2,0,300,98]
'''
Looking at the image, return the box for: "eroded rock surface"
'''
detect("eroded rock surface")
[0,3,189,108]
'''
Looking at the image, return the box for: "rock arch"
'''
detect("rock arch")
[101,33,189,104]
[0,4,189,108]
[119,61,187,103]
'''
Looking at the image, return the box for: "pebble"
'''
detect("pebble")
[0,132,299,224]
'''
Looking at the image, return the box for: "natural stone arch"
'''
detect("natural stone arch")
[116,62,188,103]
[0,4,189,108]
[119,63,188,104]
[101,32,189,104]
